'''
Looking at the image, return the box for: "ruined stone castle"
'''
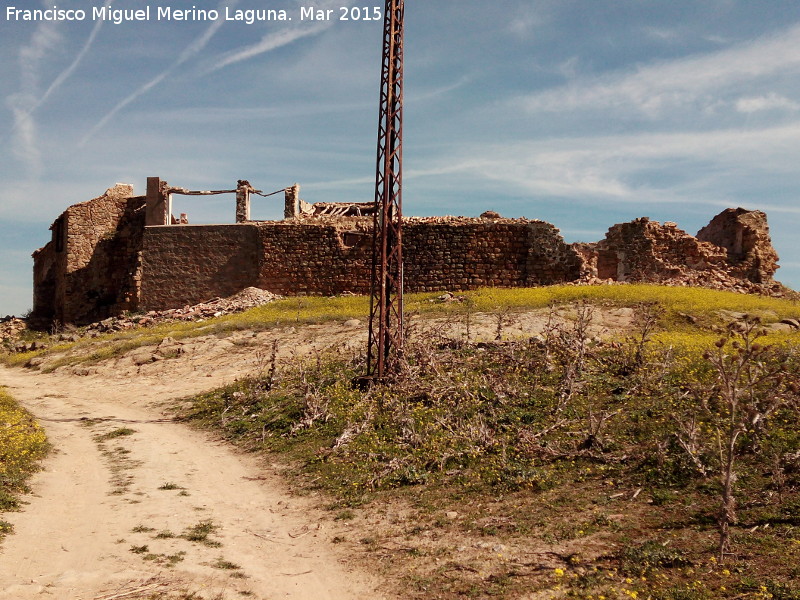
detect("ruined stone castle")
[30,177,781,327]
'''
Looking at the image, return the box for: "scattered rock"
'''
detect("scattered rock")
[130,349,155,365]
[78,287,282,338]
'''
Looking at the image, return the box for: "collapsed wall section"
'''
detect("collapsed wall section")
[696,208,779,283]
[593,218,729,282]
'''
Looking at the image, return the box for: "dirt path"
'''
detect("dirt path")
[0,360,382,600]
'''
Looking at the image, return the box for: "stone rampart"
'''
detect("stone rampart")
[31,180,784,327]
[139,217,581,308]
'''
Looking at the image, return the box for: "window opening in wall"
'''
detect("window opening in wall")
[249,198,284,222]
[158,180,289,225]
[340,231,370,249]
[53,216,65,252]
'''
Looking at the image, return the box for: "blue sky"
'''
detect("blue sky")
[2,1,800,316]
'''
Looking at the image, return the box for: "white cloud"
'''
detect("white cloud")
[36,0,112,110]
[393,122,800,208]
[204,22,331,73]
[735,92,800,113]
[520,23,800,116]
[204,0,353,73]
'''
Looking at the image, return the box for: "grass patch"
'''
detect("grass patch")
[212,557,241,570]
[95,427,136,441]
[157,482,183,490]
[182,520,222,547]
[0,387,49,539]
[5,285,799,373]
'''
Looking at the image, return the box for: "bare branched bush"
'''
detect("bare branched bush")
[543,301,594,415]
[691,316,800,559]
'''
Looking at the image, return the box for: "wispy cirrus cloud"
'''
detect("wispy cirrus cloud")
[36,0,113,110]
[520,23,800,116]
[367,121,800,209]
[80,1,235,145]
[492,125,800,200]
[203,0,353,73]
[204,22,330,73]
[5,19,62,175]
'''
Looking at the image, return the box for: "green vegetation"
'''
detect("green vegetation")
[3,284,800,595]
[95,427,136,441]
[177,288,800,599]
[4,285,798,373]
[182,520,222,547]
[0,387,49,538]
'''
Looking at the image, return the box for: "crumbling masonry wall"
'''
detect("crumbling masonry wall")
[31,185,145,327]
[139,218,582,309]
[697,208,779,284]
[31,178,782,327]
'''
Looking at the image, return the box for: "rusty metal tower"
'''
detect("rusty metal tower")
[366,0,405,379]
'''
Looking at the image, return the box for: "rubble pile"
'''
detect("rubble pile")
[86,287,281,334]
[1,316,29,350]
[569,271,791,297]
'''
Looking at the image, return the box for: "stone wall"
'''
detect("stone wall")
[138,217,582,309]
[591,218,729,282]
[32,180,784,326]
[697,208,779,283]
[31,240,59,327]
[140,224,262,310]
[404,219,581,291]
[31,185,145,326]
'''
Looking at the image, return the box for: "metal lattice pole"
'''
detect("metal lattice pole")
[367,0,404,379]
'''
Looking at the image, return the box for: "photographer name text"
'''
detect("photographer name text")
[5,5,382,25]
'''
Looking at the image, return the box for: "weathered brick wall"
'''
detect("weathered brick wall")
[140,224,262,310]
[33,182,783,326]
[253,218,581,297]
[139,217,582,309]
[31,240,58,327]
[404,220,581,292]
[256,220,372,295]
[62,195,146,323]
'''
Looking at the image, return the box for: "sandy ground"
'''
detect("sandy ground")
[0,307,636,600]
[0,324,380,600]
